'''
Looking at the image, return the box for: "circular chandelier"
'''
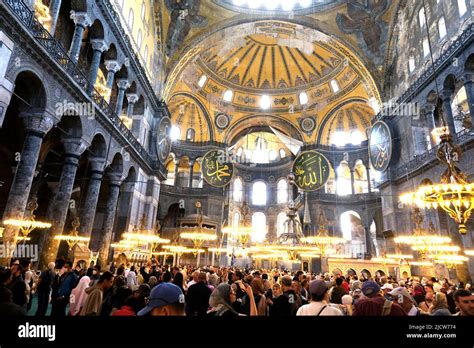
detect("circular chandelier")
[54,217,90,250]
[3,198,51,239]
[179,202,217,249]
[301,211,345,256]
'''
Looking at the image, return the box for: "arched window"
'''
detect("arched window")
[233,211,241,228]
[276,212,287,237]
[144,45,148,63]
[186,128,195,141]
[438,17,447,39]
[279,149,286,159]
[269,150,277,161]
[141,2,146,21]
[423,39,430,57]
[137,29,143,50]
[127,9,134,30]
[277,179,288,204]
[418,7,426,28]
[252,212,267,242]
[252,182,267,206]
[233,178,243,202]
[408,56,415,73]
[336,163,352,196]
[236,147,243,157]
[330,79,340,93]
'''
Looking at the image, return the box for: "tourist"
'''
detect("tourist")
[186,272,212,316]
[353,281,406,316]
[297,279,343,316]
[330,277,346,304]
[207,283,256,317]
[0,267,26,317]
[429,292,451,316]
[80,271,114,316]
[89,265,101,286]
[381,283,393,300]
[341,294,353,316]
[35,262,56,317]
[137,282,185,316]
[126,266,138,290]
[419,292,433,313]
[51,261,78,317]
[148,276,158,289]
[242,278,267,315]
[388,287,421,316]
[270,275,300,316]
[110,287,133,316]
[172,271,185,293]
[69,275,91,316]
[453,289,474,316]
[112,295,138,316]
[187,271,200,287]
[8,262,26,309]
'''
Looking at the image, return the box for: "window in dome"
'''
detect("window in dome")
[223,90,233,102]
[299,92,308,105]
[408,57,416,73]
[330,79,340,93]
[127,9,134,30]
[269,150,277,161]
[170,126,181,141]
[186,128,195,141]
[458,0,467,16]
[198,75,207,88]
[423,39,430,57]
[260,95,271,109]
[350,130,363,145]
[418,7,426,28]
[141,2,146,21]
[331,131,346,147]
[137,30,143,50]
[277,179,288,204]
[438,17,447,39]
[233,178,243,202]
[279,149,286,159]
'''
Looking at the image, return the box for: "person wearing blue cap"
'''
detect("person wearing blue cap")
[137,282,185,316]
[353,281,406,316]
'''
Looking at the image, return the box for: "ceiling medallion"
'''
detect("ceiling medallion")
[215,113,231,130]
[300,116,316,134]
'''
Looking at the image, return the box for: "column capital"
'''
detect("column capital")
[422,103,436,113]
[461,70,474,84]
[62,138,87,157]
[89,156,106,173]
[105,60,121,73]
[69,11,92,27]
[91,39,108,53]
[117,79,131,91]
[20,110,54,135]
[107,171,123,186]
[126,93,139,104]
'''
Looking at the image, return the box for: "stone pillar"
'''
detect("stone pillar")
[364,225,373,257]
[112,180,135,242]
[97,173,122,269]
[366,165,372,193]
[79,157,105,239]
[462,71,474,126]
[334,170,338,195]
[104,60,120,101]
[69,12,91,64]
[424,103,437,146]
[48,0,62,36]
[115,79,130,116]
[0,111,54,265]
[127,94,140,137]
[174,159,179,186]
[350,168,356,195]
[87,40,108,95]
[39,138,87,267]
[441,90,456,135]
[188,160,195,188]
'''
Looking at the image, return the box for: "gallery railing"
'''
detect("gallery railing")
[2,0,157,169]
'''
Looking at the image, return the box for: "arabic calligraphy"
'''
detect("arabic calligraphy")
[202,150,234,187]
[369,121,392,172]
[293,151,331,191]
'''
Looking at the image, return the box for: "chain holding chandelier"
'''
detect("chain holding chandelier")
[179,202,217,250]
[3,198,51,240]
[54,217,90,250]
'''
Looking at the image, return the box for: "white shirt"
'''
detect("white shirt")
[407,305,419,316]
[127,271,137,288]
[296,301,343,316]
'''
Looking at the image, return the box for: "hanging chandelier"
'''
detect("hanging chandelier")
[394,208,451,258]
[223,201,253,246]
[301,211,345,256]
[180,202,217,249]
[3,198,51,239]
[54,217,90,250]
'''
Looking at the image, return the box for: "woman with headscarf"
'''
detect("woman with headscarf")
[429,292,451,316]
[172,272,185,293]
[242,278,267,316]
[148,276,158,289]
[207,283,258,317]
[69,276,90,316]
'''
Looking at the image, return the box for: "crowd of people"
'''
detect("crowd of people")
[0,258,473,317]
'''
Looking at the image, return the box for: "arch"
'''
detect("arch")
[108,152,124,175]
[336,161,351,196]
[353,160,368,193]
[360,269,371,280]
[89,19,105,40]
[89,133,107,158]
[346,268,357,277]
[252,181,267,206]
[276,212,287,237]
[134,95,145,115]
[104,43,118,61]
[465,53,474,71]
[55,114,83,138]
[232,177,243,202]
[443,74,457,92]
[12,71,47,111]
[332,268,343,276]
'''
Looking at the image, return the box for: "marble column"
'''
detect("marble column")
[0,111,54,265]
[364,226,373,257]
[334,170,338,195]
[127,94,140,137]
[188,160,195,188]
[350,168,356,195]
[69,12,91,64]
[366,165,372,193]
[104,60,120,102]
[174,159,179,186]
[424,103,437,146]
[97,173,122,269]
[115,79,130,116]
[39,138,87,267]
[87,39,108,95]
[79,157,105,240]
[48,0,62,36]
[441,90,456,135]
[462,71,474,126]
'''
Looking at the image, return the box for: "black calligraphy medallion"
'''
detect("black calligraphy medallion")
[292,150,331,192]
[368,121,392,172]
[201,149,234,187]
